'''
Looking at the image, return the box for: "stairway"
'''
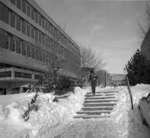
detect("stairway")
[74,90,118,119]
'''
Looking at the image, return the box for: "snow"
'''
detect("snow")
[111,84,150,138]
[0,87,88,138]
[0,85,150,138]
[55,85,150,138]
[126,84,150,138]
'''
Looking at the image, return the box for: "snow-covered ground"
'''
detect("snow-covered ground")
[57,85,150,138]
[0,84,150,138]
[110,84,150,138]
[0,87,88,138]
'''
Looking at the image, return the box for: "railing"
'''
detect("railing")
[126,76,134,110]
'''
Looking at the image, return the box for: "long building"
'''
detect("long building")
[0,0,81,93]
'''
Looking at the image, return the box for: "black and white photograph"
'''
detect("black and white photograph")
[0,0,150,137]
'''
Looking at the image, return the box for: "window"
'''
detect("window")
[16,16,21,31]
[39,15,42,26]
[22,41,27,56]
[35,74,41,80]
[10,12,15,28]
[16,37,21,54]
[43,52,46,63]
[10,0,16,5]
[39,32,42,43]
[26,23,30,37]
[15,72,32,79]
[45,20,48,30]
[45,36,48,47]
[27,44,31,57]
[51,40,54,50]
[39,51,42,62]
[43,19,46,29]
[35,11,38,23]
[0,29,9,49]
[46,53,49,64]
[16,0,21,9]
[31,9,34,20]
[44,35,47,46]
[0,3,9,24]
[48,55,51,64]
[30,7,33,19]
[22,20,26,34]
[35,48,39,60]
[22,0,26,14]
[31,26,34,39]
[42,33,44,44]
[37,30,40,42]
[26,3,31,17]
[31,47,35,59]
[10,36,16,52]
[0,71,11,78]
[35,29,38,41]
[42,17,44,28]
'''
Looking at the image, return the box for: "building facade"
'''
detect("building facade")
[0,0,81,93]
[110,74,126,86]
[141,28,150,61]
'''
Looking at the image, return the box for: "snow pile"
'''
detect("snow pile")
[0,93,35,106]
[29,87,87,137]
[110,86,130,137]
[127,84,150,138]
[111,84,150,138]
[131,84,150,105]
[0,87,87,138]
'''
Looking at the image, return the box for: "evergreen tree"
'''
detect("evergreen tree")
[125,49,150,85]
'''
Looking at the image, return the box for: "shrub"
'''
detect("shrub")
[125,49,150,85]
[56,76,72,90]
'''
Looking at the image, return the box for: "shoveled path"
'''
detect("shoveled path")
[74,89,118,119]
[53,89,121,138]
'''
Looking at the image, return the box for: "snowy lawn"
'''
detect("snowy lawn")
[0,87,88,138]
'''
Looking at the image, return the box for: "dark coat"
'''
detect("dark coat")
[89,73,97,86]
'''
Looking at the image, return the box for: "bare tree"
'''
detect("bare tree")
[80,46,105,71]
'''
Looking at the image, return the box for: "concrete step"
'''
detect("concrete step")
[85,99,117,103]
[87,91,118,95]
[74,114,110,119]
[84,103,116,107]
[82,106,113,111]
[74,90,118,119]
[85,96,116,100]
[77,110,111,115]
[86,93,116,97]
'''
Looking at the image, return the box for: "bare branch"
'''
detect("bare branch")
[80,47,105,70]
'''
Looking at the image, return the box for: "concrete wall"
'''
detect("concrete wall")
[0,48,48,72]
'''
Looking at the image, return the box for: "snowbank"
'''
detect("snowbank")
[110,84,150,138]
[127,84,150,138]
[0,87,87,138]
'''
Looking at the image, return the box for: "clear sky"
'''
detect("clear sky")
[35,0,146,74]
